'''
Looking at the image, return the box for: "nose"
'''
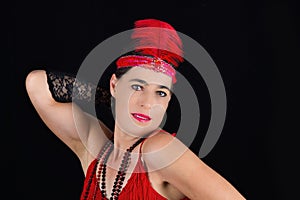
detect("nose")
[141,103,151,109]
[139,92,156,109]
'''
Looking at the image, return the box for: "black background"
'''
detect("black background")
[10,0,299,199]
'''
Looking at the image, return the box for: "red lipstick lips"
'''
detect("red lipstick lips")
[131,113,151,122]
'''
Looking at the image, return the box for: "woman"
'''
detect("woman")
[25,19,245,200]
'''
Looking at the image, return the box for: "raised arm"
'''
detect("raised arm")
[25,69,112,171]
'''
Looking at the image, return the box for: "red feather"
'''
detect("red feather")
[131,19,184,67]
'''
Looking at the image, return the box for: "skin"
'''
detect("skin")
[26,67,246,200]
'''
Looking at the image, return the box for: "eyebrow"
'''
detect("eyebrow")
[129,78,172,92]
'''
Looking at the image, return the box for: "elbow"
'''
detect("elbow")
[25,70,52,104]
[25,70,45,94]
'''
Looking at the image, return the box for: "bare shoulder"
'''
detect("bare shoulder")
[140,130,190,173]
[141,131,246,200]
[142,130,177,153]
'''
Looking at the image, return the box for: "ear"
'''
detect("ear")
[110,74,118,97]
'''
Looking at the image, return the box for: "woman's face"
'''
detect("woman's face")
[110,67,173,137]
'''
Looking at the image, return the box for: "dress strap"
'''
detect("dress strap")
[139,137,147,154]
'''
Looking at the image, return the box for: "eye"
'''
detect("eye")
[131,84,143,91]
[157,91,167,97]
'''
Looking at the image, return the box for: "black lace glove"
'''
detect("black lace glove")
[46,69,111,107]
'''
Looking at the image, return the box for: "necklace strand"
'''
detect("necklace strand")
[82,141,112,200]
[97,138,145,200]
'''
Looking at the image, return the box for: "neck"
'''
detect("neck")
[111,126,139,161]
[111,125,160,161]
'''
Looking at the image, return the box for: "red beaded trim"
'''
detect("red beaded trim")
[116,55,177,83]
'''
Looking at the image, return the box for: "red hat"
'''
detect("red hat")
[116,19,184,83]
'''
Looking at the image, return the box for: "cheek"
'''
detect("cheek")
[115,86,133,106]
[151,106,165,118]
[158,98,170,110]
[152,99,170,114]
[128,93,139,108]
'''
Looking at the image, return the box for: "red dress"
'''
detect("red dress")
[80,139,190,200]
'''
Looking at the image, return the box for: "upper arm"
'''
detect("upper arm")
[142,133,245,200]
[25,70,105,159]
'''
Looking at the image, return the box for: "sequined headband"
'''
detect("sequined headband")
[116,55,177,83]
